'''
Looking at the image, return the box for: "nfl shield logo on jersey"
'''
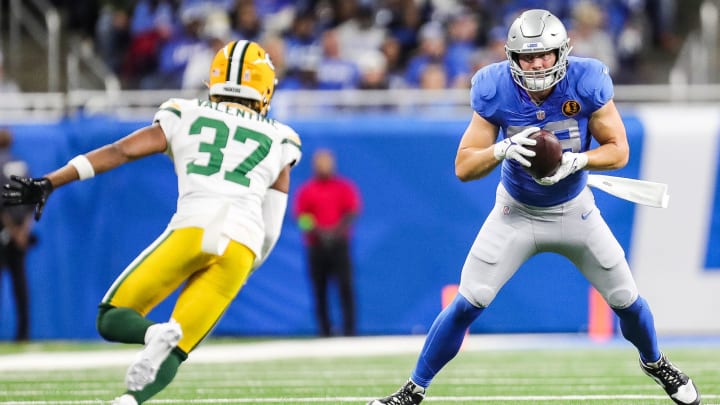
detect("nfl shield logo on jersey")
[536,110,545,120]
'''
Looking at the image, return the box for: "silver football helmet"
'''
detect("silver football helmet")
[505,9,572,91]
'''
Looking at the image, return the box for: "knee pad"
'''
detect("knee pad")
[606,287,638,309]
[459,285,494,308]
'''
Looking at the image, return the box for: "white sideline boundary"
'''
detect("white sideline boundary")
[0,333,715,372]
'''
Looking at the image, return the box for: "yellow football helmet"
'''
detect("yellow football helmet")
[208,40,277,115]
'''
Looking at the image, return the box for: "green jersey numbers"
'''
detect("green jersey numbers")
[186,116,272,187]
[186,117,228,176]
[225,126,272,186]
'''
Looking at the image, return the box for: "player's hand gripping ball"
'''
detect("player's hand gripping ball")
[524,129,563,179]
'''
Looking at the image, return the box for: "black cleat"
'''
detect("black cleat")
[367,379,425,405]
[640,353,701,405]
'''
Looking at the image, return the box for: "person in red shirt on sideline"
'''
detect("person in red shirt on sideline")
[293,149,362,337]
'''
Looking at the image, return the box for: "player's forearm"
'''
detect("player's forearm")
[45,125,167,189]
[45,143,131,189]
[86,143,137,174]
[455,147,500,181]
[45,164,81,188]
[586,101,629,171]
[584,142,629,171]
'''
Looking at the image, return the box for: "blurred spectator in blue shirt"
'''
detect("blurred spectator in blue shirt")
[336,5,387,69]
[569,1,618,73]
[404,21,448,88]
[469,25,507,73]
[95,0,133,74]
[284,10,321,76]
[121,0,176,88]
[182,7,231,91]
[316,29,361,90]
[445,12,479,88]
[130,0,177,36]
[381,35,409,89]
[181,0,233,12]
[141,4,207,89]
[283,51,319,90]
[383,0,426,65]
[253,0,297,19]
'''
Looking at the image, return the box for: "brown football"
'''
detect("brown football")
[525,129,563,179]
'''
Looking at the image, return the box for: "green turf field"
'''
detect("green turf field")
[0,337,718,404]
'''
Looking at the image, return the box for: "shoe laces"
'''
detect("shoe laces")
[384,390,417,405]
[649,358,688,389]
[382,383,423,405]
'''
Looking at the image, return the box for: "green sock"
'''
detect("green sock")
[96,304,153,344]
[132,349,187,404]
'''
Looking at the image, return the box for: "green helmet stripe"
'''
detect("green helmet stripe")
[235,40,250,85]
[225,41,238,83]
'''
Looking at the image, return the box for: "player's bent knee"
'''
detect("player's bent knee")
[96,303,115,341]
[459,285,495,308]
[606,288,638,309]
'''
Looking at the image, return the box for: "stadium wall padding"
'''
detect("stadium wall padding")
[0,107,718,340]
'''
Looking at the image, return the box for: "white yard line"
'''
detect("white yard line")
[0,333,714,372]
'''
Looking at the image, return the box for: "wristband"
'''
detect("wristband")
[68,155,95,180]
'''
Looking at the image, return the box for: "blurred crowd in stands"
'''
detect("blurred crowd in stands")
[73,0,681,91]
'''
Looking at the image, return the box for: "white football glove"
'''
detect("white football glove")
[536,151,588,185]
[493,126,539,168]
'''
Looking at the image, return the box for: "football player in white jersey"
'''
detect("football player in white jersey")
[2,40,301,405]
[367,9,700,405]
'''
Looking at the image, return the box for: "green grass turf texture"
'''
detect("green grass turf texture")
[0,341,718,404]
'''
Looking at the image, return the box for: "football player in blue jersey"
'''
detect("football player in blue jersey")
[367,9,701,405]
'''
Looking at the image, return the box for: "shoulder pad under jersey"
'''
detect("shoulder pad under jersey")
[157,98,184,119]
[279,123,302,167]
[470,62,507,118]
[153,98,193,142]
[571,58,613,110]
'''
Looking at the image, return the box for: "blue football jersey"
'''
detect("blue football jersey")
[470,56,613,206]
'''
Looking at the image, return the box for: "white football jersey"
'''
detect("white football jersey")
[153,98,301,256]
